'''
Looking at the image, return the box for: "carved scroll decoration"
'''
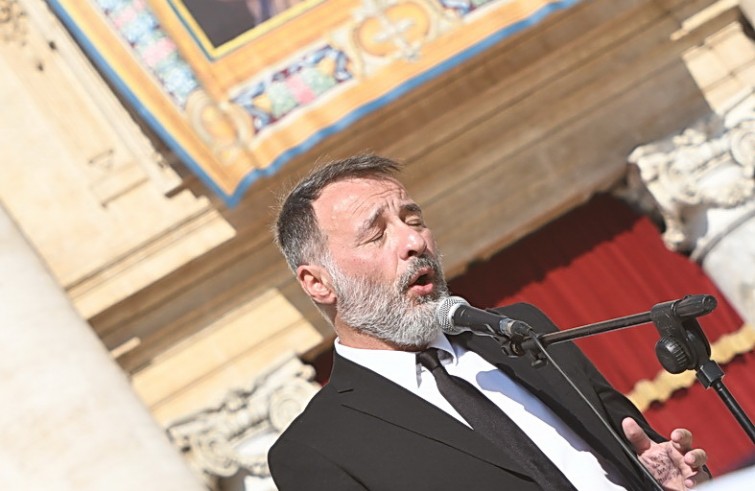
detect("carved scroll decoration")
[627,93,755,253]
[166,356,320,487]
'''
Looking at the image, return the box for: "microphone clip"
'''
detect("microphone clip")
[650,295,714,375]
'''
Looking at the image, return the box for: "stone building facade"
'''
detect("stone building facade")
[1,0,754,489]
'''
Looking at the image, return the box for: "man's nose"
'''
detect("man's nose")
[399,225,427,260]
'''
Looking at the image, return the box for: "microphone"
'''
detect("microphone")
[435,296,530,339]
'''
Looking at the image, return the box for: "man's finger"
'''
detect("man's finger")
[622,417,653,454]
[685,467,711,489]
[683,449,707,469]
[671,428,693,452]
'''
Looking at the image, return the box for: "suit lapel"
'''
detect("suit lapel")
[329,352,532,478]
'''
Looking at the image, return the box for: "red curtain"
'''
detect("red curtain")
[449,194,755,475]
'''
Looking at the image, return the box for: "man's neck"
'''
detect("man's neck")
[335,323,427,352]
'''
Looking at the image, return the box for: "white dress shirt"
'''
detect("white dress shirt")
[335,333,628,490]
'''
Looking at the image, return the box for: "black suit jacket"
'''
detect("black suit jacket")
[268,303,663,490]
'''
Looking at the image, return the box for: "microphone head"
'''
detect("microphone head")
[436,296,469,335]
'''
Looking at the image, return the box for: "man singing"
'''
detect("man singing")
[269,154,709,490]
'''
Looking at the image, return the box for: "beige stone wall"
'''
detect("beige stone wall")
[131,288,322,425]
[1,1,235,321]
[681,1,755,111]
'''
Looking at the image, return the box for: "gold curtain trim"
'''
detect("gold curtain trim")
[627,324,755,411]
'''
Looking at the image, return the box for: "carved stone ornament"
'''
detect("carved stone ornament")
[627,92,755,254]
[166,355,320,488]
[0,0,26,45]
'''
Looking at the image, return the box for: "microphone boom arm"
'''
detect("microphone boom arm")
[512,294,755,444]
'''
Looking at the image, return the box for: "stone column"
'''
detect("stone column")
[627,92,755,325]
[0,206,205,491]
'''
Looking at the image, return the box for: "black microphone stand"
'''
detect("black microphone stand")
[510,294,755,443]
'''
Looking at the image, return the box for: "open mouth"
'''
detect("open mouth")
[406,267,435,294]
[413,273,432,286]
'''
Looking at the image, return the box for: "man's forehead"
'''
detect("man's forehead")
[317,177,409,211]
[312,176,413,232]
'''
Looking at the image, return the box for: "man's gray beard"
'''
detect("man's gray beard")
[326,255,449,349]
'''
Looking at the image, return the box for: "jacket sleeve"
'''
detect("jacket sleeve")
[573,341,665,443]
[268,436,368,491]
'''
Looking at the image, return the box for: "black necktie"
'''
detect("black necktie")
[417,348,576,491]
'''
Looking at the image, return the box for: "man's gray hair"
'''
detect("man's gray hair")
[274,154,401,270]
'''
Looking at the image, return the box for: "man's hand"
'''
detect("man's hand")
[622,417,710,490]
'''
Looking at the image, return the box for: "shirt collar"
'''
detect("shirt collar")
[334,332,460,390]
[427,331,458,364]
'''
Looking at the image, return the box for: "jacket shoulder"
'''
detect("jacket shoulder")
[274,382,341,441]
[492,302,561,334]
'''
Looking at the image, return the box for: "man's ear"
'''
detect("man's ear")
[297,264,336,305]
